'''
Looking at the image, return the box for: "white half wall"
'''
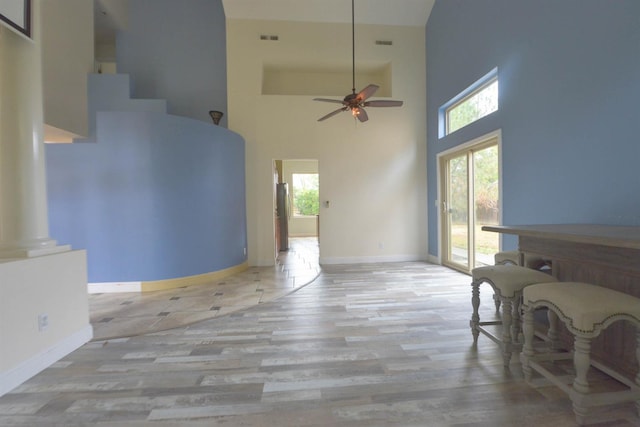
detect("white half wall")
[0,250,92,396]
[41,0,94,141]
[227,19,427,266]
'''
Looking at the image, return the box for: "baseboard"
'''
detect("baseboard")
[0,324,93,397]
[88,281,142,294]
[88,262,249,293]
[426,254,440,264]
[319,254,424,265]
[141,262,248,292]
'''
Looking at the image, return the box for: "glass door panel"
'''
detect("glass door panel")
[472,145,499,267]
[447,154,469,269]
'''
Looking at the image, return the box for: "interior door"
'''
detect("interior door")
[273,161,282,258]
[440,136,500,273]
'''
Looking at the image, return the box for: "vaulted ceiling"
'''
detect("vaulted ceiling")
[94,0,435,44]
[221,0,435,26]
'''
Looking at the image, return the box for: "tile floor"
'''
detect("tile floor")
[89,237,321,340]
[0,242,637,426]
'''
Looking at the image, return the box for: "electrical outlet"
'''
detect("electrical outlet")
[38,314,49,332]
[243,247,247,256]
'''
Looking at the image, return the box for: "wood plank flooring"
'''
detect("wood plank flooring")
[0,261,637,426]
[89,238,321,340]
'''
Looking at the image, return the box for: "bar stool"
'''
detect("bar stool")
[491,251,552,312]
[521,282,640,425]
[494,250,546,269]
[470,264,556,366]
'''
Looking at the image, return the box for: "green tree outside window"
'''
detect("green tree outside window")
[292,174,319,216]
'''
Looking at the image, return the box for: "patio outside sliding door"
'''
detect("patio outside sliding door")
[440,135,500,273]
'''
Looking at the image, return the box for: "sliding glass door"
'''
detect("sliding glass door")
[440,135,500,273]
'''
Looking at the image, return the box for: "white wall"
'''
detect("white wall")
[0,251,92,396]
[227,19,427,266]
[41,0,94,141]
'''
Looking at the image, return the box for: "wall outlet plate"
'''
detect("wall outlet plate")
[38,314,49,331]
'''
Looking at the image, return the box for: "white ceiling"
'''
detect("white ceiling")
[222,0,435,26]
[93,0,435,45]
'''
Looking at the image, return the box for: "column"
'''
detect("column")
[0,0,68,258]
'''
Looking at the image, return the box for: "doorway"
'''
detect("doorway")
[438,131,501,274]
[273,159,320,259]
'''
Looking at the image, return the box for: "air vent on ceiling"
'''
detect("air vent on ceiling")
[375,40,393,46]
[260,35,279,41]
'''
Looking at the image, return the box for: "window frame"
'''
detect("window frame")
[291,172,319,218]
[439,68,498,138]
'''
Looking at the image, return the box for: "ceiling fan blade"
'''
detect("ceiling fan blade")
[356,84,379,102]
[363,100,404,107]
[313,98,346,104]
[356,107,369,122]
[318,107,347,121]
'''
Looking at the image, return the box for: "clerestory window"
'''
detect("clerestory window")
[440,68,498,137]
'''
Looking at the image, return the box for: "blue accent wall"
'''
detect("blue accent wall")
[116,0,227,126]
[46,112,247,282]
[426,0,640,256]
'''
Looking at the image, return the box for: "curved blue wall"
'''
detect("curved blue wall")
[426,0,640,256]
[46,111,247,282]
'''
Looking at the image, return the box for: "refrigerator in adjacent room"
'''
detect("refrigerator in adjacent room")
[276,183,289,251]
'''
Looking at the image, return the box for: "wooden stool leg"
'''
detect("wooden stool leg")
[511,296,522,345]
[572,335,592,425]
[521,307,535,382]
[501,298,513,366]
[493,292,501,313]
[547,309,560,350]
[470,281,480,345]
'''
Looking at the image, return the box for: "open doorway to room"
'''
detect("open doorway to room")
[273,159,320,261]
[438,131,501,274]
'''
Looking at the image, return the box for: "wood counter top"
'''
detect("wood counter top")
[482,224,640,250]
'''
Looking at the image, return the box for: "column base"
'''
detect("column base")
[0,239,71,259]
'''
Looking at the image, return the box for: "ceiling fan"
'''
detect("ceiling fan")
[313,0,403,123]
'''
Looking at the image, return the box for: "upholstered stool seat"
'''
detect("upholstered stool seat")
[521,282,640,425]
[491,251,551,312]
[470,265,556,366]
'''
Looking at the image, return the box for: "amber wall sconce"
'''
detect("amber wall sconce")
[209,110,224,125]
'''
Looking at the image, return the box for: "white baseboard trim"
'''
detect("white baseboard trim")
[319,254,424,265]
[88,281,142,294]
[426,254,440,264]
[0,324,93,397]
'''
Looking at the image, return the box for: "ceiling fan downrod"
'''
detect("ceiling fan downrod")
[312,0,404,123]
[351,0,355,95]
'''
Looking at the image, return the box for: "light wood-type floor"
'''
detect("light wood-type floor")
[89,238,321,340]
[1,249,638,425]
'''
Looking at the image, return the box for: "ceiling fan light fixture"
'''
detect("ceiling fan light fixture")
[313,0,403,123]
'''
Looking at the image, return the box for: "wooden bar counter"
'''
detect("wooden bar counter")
[483,224,640,379]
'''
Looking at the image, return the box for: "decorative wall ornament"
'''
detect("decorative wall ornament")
[209,110,223,125]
